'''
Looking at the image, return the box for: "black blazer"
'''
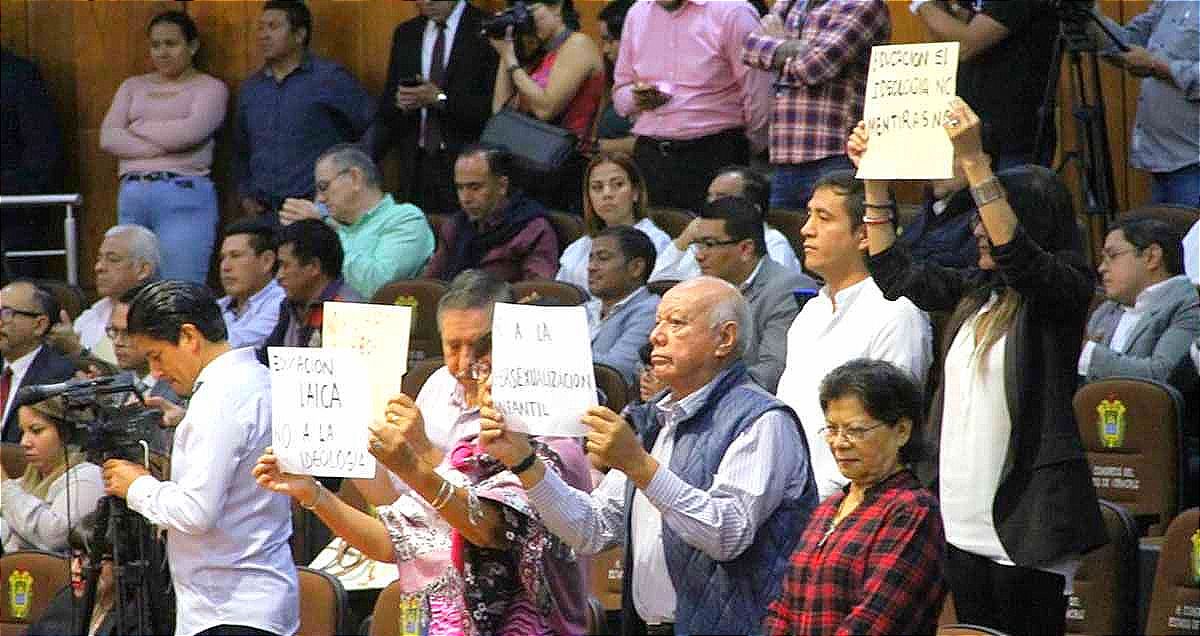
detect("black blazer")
[2,345,76,443]
[365,5,499,163]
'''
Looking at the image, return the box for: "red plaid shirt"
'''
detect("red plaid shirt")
[742,0,890,165]
[763,470,947,636]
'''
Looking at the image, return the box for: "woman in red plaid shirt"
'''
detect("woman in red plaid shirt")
[764,359,947,635]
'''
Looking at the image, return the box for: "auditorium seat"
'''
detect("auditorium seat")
[401,356,445,399]
[649,207,694,239]
[367,579,403,636]
[512,280,588,306]
[1144,507,1199,635]
[425,213,449,245]
[297,566,348,636]
[593,362,630,415]
[589,546,624,612]
[1066,499,1139,635]
[765,208,807,258]
[546,210,585,250]
[647,279,680,297]
[937,624,1012,636]
[1073,377,1184,535]
[1,443,27,480]
[371,278,448,364]
[0,550,69,636]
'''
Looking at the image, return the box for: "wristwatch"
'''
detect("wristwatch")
[970,176,1006,208]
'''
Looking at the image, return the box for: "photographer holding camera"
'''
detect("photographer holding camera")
[101,280,298,636]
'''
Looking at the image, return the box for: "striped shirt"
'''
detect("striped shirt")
[742,0,890,165]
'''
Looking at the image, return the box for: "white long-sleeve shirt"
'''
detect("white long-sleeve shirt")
[650,224,803,282]
[775,276,932,500]
[126,347,299,636]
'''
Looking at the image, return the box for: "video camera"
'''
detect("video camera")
[480,2,535,40]
[15,373,163,466]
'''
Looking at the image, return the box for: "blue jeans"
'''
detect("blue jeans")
[117,175,218,283]
[770,155,855,210]
[1151,163,1200,207]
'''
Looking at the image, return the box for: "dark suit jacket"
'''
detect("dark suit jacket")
[2,345,76,442]
[741,257,817,393]
[365,5,498,166]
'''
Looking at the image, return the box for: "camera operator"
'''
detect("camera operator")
[101,280,298,636]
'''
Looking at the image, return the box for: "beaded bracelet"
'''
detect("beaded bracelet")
[430,478,455,510]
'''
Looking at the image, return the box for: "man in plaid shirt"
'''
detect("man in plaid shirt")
[742,0,889,210]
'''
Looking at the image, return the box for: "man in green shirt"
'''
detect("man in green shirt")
[280,143,435,298]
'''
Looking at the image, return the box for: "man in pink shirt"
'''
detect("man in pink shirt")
[613,0,771,212]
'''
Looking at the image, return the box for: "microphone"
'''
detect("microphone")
[14,372,139,407]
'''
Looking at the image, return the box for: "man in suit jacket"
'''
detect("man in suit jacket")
[688,196,816,392]
[1,281,76,442]
[589,226,661,385]
[363,0,499,217]
[1081,216,1200,395]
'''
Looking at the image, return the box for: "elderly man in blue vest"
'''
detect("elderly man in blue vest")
[481,276,816,635]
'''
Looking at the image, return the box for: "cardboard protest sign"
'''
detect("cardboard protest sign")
[268,346,376,478]
[489,303,595,436]
[322,301,412,418]
[856,41,960,180]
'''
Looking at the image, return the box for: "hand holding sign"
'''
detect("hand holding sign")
[368,394,436,476]
[944,97,986,166]
[253,447,320,506]
[582,405,657,488]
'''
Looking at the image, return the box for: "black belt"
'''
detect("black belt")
[642,128,744,155]
[122,171,185,183]
[644,623,675,635]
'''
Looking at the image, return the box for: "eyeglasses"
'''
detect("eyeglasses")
[818,421,888,443]
[105,326,130,342]
[315,169,352,193]
[689,237,744,251]
[0,306,44,321]
[1099,247,1140,263]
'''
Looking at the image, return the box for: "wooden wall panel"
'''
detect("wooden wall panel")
[5,0,1154,291]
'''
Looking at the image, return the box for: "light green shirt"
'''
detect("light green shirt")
[337,194,435,298]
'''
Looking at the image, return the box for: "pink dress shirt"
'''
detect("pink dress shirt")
[612,0,770,147]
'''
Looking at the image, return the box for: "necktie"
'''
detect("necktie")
[421,21,447,152]
[1,367,12,419]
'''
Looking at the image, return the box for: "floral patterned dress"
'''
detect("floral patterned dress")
[377,436,591,636]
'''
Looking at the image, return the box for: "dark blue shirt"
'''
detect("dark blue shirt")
[234,53,374,206]
[1,47,61,194]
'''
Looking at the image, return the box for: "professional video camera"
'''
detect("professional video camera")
[15,373,163,464]
[15,374,174,635]
[480,1,534,39]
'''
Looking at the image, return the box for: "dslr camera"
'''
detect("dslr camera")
[480,2,535,39]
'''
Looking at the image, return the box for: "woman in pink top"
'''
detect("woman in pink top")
[100,11,227,284]
[490,0,604,213]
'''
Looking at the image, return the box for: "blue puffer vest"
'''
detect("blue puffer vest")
[619,361,814,635]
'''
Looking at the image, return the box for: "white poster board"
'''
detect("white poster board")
[268,346,376,478]
[489,303,595,436]
[322,301,412,419]
[856,42,960,180]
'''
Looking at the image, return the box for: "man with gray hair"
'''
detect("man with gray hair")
[50,224,159,363]
[278,143,435,298]
[480,275,817,635]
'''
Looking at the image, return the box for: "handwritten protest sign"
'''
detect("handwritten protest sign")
[490,303,595,436]
[268,347,376,478]
[322,301,412,418]
[856,42,960,180]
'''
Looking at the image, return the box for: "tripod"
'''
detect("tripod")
[1033,4,1129,250]
[76,495,173,636]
